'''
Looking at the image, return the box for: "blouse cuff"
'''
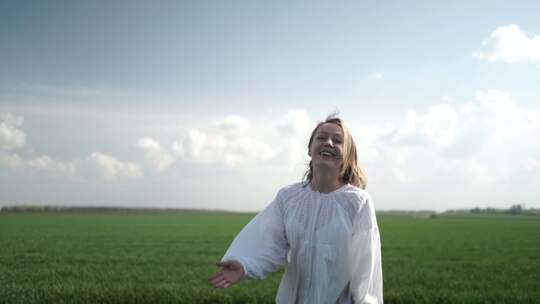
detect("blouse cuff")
[221,256,252,280]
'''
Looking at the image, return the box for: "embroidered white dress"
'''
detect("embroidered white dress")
[221,182,383,304]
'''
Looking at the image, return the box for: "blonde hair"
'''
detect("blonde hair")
[302,113,367,189]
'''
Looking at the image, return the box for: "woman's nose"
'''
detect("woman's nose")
[323,138,334,147]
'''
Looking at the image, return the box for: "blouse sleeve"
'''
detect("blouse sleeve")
[349,192,384,304]
[221,191,289,280]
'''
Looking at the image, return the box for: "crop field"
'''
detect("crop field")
[0,211,539,303]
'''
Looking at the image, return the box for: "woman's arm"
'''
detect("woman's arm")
[349,193,383,303]
[208,191,289,288]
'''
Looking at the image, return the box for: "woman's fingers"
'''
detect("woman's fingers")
[208,271,221,280]
[209,273,231,288]
[209,261,240,288]
[214,277,230,288]
[208,272,224,285]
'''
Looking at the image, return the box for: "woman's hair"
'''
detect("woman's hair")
[302,113,368,189]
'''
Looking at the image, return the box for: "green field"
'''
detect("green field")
[1,211,539,303]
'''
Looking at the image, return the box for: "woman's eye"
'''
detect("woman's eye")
[317,136,341,143]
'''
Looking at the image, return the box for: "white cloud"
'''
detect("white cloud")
[475,90,540,145]
[0,113,26,150]
[87,152,143,181]
[137,137,175,171]
[370,72,384,80]
[175,128,278,168]
[355,90,540,187]
[0,153,77,176]
[392,104,459,148]
[473,24,540,63]
[2,102,539,211]
[137,137,161,152]
[26,155,75,174]
[171,141,185,158]
[274,109,315,167]
[214,115,250,130]
[276,109,313,138]
[0,153,23,169]
[0,147,143,182]
[168,112,308,168]
[517,157,539,171]
[179,129,210,160]
[353,122,396,163]
[0,114,76,177]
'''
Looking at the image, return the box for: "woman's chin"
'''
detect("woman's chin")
[312,161,340,171]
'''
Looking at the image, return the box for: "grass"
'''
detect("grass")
[0,211,539,303]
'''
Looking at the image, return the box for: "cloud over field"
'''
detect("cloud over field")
[474,24,540,63]
[7,101,538,187]
[0,114,26,150]
[214,115,250,130]
[137,137,175,171]
[0,112,147,181]
[0,113,77,177]
[0,153,77,176]
[2,101,539,210]
[274,109,315,167]
[355,90,540,186]
[172,114,279,168]
[136,110,314,171]
[87,152,143,181]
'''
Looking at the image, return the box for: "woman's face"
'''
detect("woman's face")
[309,123,344,171]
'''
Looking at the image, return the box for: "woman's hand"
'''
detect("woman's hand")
[208,260,245,288]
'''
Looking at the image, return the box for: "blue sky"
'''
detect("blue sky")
[1,1,540,211]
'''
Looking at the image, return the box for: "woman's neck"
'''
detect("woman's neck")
[310,169,344,193]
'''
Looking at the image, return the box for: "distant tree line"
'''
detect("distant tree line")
[469,204,540,216]
[1,204,539,215]
[0,205,184,213]
[0,205,244,214]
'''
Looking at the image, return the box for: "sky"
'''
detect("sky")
[1,0,540,212]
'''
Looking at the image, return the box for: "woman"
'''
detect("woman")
[208,115,383,303]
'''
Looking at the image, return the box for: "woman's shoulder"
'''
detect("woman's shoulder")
[337,185,375,216]
[341,184,372,203]
[275,182,372,201]
[336,186,379,229]
[275,181,307,199]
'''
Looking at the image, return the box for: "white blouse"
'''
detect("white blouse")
[221,182,383,304]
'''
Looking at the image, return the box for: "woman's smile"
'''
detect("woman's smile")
[310,123,344,169]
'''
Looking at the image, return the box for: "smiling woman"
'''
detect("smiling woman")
[208,114,383,304]
[304,117,368,192]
